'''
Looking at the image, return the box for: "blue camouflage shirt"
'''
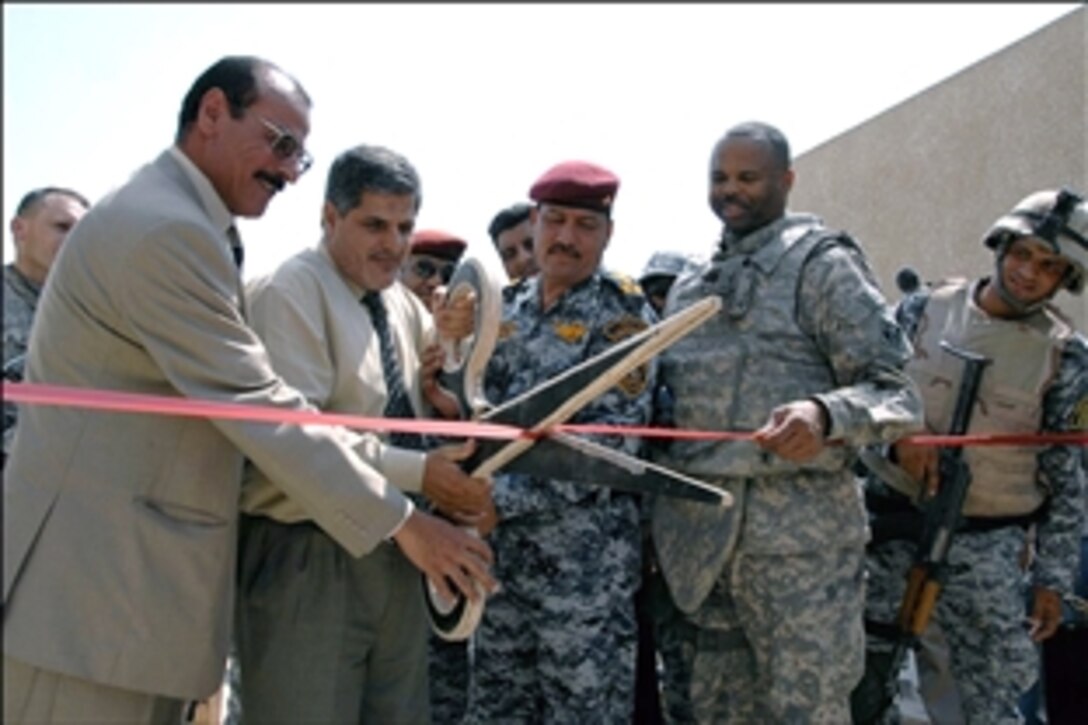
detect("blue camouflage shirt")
[484,269,658,521]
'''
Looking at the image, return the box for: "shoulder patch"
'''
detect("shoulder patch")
[604,314,651,397]
[616,274,642,296]
[603,269,643,297]
[603,314,650,343]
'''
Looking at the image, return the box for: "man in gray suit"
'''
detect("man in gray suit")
[2,55,495,724]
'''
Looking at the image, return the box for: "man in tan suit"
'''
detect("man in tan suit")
[2,55,495,724]
[236,144,491,723]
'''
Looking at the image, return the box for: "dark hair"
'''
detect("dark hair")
[175,56,311,143]
[325,145,422,215]
[15,186,90,216]
[721,121,791,171]
[487,202,533,243]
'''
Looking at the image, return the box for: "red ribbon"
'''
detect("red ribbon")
[3,382,1086,448]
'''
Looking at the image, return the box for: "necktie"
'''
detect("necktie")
[361,292,425,450]
[227,225,244,269]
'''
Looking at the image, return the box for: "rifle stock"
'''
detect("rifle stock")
[852,341,991,724]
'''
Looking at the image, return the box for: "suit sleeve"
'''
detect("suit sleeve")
[247,272,426,493]
[120,221,410,557]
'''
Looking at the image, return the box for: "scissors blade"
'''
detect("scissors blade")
[494,432,731,506]
[470,296,722,477]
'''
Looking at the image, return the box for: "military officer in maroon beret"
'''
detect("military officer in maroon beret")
[464,160,657,722]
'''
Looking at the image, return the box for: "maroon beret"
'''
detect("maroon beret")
[528,160,620,214]
[410,229,467,261]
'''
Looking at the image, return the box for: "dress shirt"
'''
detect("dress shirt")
[241,241,436,524]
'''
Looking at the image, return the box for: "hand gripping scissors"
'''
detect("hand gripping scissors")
[425,258,732,640]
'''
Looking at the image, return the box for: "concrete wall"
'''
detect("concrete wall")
[790,7,1086,329]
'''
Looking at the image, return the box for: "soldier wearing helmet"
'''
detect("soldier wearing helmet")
[639,251,698,316]
[982,187,1088,311]
[861,188,1088,723]
[633,248,702,723]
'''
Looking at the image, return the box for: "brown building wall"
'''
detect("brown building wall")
[790,7,1086,329]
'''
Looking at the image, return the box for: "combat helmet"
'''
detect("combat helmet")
[983,187,1088,295]
[639,251,695,285]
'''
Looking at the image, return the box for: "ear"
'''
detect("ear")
[10,217,27,245]
[196,87,230,136]
[321,200,338,236]
[602,218,614,249]
[782,168,796,194]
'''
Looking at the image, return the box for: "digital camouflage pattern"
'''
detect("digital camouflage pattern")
[864,284,1088,722]
[464,270,655,723]
[651,214,922,723]
[866,530,1036,723]
[429,634,468,724]
[3,264,41,458]
[688,547,866,723]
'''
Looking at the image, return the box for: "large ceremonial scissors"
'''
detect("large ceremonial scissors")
[424,258,731,640]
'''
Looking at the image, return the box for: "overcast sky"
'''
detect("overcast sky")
[3,3,1079,282]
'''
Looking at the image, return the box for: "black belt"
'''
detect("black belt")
[866,487,1043,547]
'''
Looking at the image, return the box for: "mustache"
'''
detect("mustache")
[255,170,286,193]
[545,243,580,258]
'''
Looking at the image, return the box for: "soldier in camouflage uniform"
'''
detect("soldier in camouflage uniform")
[464,160,655,723]
[638,251,697,318]
[3,187,89,463]
[650,121,923,723]
[862,188,1088,723]
[636,250,700,724]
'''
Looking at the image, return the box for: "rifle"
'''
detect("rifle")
[852,341,991,724]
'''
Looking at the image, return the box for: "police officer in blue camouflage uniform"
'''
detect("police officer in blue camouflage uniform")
[862,188,1088,724]
[464,160,655,723]
[650,121,923,723]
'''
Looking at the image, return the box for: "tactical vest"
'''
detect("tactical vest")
[661,221,853,478]
[903,278,1072,517]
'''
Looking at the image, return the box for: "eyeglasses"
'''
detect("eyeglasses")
[410,257,456,283]
[255,114,313,175]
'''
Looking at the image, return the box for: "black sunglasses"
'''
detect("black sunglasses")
[410,257,455,283]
